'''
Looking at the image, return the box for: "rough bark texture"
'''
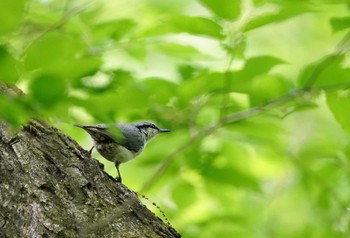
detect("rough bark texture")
[0,119,181,238]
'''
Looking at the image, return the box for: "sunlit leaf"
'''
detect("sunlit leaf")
[94,18,137,41]
[177,64,197,79]
[155,43,202,58]
[330,17,350,32]
[0,46,19,83]
[226,55,285,93]
[29,74,66,108]
[180,55,284,102]
[326,91,350,136]
[172,181,197,209]
[143,78,178,104]
[146,15,223,38]
[199,0,241,20]
[244,2,314,32]
[250,74,291,105]
[317,0,350,4]
[0,0,26,35]
[238,56,285,79]
[203,167,260,191]
[24,32,85,75]
[0,95,29,127]
[298,55,350,88]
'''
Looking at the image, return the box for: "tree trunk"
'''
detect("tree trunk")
[0,118,181,238]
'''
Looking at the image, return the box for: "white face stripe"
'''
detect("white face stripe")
[143,127,160,141]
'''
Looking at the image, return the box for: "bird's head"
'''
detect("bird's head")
[133,121,170,141]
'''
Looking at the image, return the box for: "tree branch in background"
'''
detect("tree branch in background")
[140,31,350,193]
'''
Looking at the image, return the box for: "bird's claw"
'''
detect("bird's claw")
[115,176,122,183]
[88,146,95,155]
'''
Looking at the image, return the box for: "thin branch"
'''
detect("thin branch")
[303,32,350,89]
[140,89,304,193]
[140,85,350,193]
[19,1,94,59]
[140,30,350,193]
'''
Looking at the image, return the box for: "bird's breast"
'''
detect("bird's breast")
[95,142,143,163]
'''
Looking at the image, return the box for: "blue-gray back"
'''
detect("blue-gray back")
[77,123,145,152]
[116,123,145,152]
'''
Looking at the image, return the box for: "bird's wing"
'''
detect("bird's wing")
[118,124,144,152]
[75,124,144,152]
[74,124,116,143]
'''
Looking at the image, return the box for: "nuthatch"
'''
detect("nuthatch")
[75,121,170,183]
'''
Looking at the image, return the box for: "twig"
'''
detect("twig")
[303,32,350,89]
[19,1,94,59]
[140,89,304,193]
[140,30,350,193]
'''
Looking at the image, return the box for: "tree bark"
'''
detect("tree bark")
[0,118,181,238]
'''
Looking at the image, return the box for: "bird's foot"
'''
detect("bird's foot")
[88,146,95,155]
[115,176,122,183]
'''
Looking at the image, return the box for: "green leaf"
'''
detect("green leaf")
[94,18,137,42]
[203,167,260,191]
[199,0,241,20]
[144,78,178,104]
[316,0,350,4]
[226,55,285,94]
[330,17,350,32]
[155,43,202,58]
[178,64,197,79]
[252,0,268,6]
[29,74,66,108]
[66,56,102,80]
[244,2,313,32]
[240,56,285,79]
[179,56,284,104]
[25,31,102,79]
[24,32,85,75]
[0,0,26,36]
[228,117,284,151]
[298,55,350,88]
[250,74,291,105]
[326,91,350,136]
[0,95,29,127]
[0,46,19,83]
[146,15,223,39]
[179,71,222,103]
[171,15,223,38]
[77,78,157,119]
[172,181,197,209]
[126,42,147,61]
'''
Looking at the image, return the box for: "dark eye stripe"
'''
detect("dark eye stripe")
[137,123,158,130]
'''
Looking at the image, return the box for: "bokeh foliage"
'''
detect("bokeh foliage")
[1,0,350,237]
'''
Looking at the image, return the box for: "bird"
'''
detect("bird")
[74,121,170,183]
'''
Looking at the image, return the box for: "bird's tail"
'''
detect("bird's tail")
[74,124,107,130]
[74,124,114,142]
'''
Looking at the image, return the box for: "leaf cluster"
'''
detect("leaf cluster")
[1,0,350,237]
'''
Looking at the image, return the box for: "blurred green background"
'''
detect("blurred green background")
[1,0,350,237]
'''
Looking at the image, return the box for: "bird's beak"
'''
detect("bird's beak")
[159,128,171,133]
